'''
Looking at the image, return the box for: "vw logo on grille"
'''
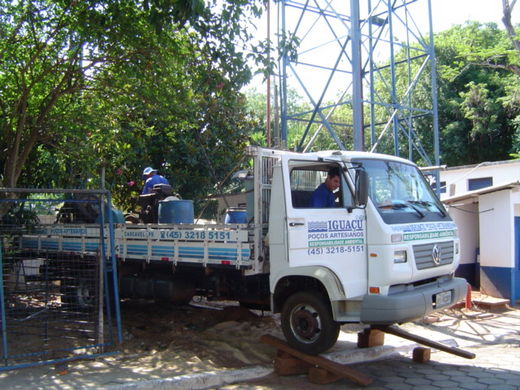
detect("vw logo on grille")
[432,244,441,265]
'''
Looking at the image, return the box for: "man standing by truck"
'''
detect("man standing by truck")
[141,167,169,194]
[311,166,340,207]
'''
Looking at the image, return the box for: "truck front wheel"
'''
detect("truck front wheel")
[281,291,340,355]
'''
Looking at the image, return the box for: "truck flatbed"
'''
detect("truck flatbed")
[19,223,253,269]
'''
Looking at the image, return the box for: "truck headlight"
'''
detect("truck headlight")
[393,250,407,264]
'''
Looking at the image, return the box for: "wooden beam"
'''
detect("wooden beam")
[357,328,385,348]
[260,335,373,386]
[308,366,343,384]
[412,347,431,363]
[372,325,475,359]
[274,355,312,376]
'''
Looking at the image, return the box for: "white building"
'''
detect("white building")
[439,160,520,304]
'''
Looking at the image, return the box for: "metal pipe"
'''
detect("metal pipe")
[351,0,364,151]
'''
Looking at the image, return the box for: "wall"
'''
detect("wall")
[440,160,520,200]
[447,201,479,286]
[479,190,514,298]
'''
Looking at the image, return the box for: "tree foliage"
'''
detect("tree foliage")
[1,0,263,212]
[434,22,520,165]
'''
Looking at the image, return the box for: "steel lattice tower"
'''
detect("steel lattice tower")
[276,0,440,168]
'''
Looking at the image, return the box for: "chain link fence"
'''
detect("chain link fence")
[0,189,122,370]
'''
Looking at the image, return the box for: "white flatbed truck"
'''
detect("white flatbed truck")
[19,146,466,354]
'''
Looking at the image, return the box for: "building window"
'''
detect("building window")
[468,177,493,191]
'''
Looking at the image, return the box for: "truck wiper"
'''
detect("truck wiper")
[403,201,425,218]
[407,200,446,217]
[378,201,425,218]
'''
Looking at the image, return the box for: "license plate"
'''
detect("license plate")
[434,291,452,308]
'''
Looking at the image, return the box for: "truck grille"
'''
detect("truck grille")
[413,241,454,270]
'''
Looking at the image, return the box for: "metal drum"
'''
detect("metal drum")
[159,199,194,224]
[224,207,247,224]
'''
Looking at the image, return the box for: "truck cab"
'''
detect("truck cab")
[267,150,466,354]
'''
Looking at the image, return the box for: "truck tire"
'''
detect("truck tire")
[281,291,340,355]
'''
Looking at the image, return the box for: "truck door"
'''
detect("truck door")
[282,156,368,298]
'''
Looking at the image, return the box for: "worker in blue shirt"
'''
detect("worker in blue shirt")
[311,167,341,208]
[141,167,169,194]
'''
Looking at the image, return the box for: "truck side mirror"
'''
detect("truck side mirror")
[355,170,368,207]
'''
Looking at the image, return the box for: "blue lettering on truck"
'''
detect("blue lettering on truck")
[307,218,365,254]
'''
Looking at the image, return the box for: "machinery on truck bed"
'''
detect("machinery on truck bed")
[18,146,466,354]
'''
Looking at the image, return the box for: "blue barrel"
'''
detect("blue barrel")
[159,199,194,224]
[224,208,247,224]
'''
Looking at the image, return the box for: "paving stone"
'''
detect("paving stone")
[504,379,520,387]
[500,373,520,380]
[415,368,440,375]
[447,369,471,377]
[477,377,506,385]
[370,368,398,377]
[385,382,413,390]
[404,377,432,386]
[411,385,441,390]
[433,380,461,388]
[449,375,476,384]
[459,366,480,372]
[381,376,407,384]
[467,370,496,379]
[426,373,451,380]
[492,386,519,390]
[459,382,488,390]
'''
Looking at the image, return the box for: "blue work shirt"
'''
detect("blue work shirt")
[311,183,335,208]
[142,174,169,194]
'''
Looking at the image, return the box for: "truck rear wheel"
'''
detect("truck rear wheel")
[281,291,340,355]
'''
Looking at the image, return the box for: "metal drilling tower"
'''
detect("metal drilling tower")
[277,0,440,168]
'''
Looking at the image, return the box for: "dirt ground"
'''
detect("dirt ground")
[117,297,283,370]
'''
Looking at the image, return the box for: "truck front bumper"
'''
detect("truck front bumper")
[360,276,467,324]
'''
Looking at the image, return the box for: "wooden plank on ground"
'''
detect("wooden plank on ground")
[308,366,343,384]
[260,335,372,386]
[274,355,312,376]
[373,325,476,359]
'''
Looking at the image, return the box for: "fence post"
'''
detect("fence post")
[0,240,9,364]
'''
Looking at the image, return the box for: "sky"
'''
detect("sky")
[246,0,519,91]
[428,0,517,32]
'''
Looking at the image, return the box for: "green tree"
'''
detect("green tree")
[0,0,203,188]
[1,0,263,212]
[434,22,520,165]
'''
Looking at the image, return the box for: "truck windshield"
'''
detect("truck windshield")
[354,158,449,224]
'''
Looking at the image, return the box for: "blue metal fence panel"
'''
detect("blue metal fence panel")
[0,189,122,371]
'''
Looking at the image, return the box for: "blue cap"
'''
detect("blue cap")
[142,167,157,176]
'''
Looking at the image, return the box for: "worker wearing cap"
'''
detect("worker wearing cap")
[141,167,169,194]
